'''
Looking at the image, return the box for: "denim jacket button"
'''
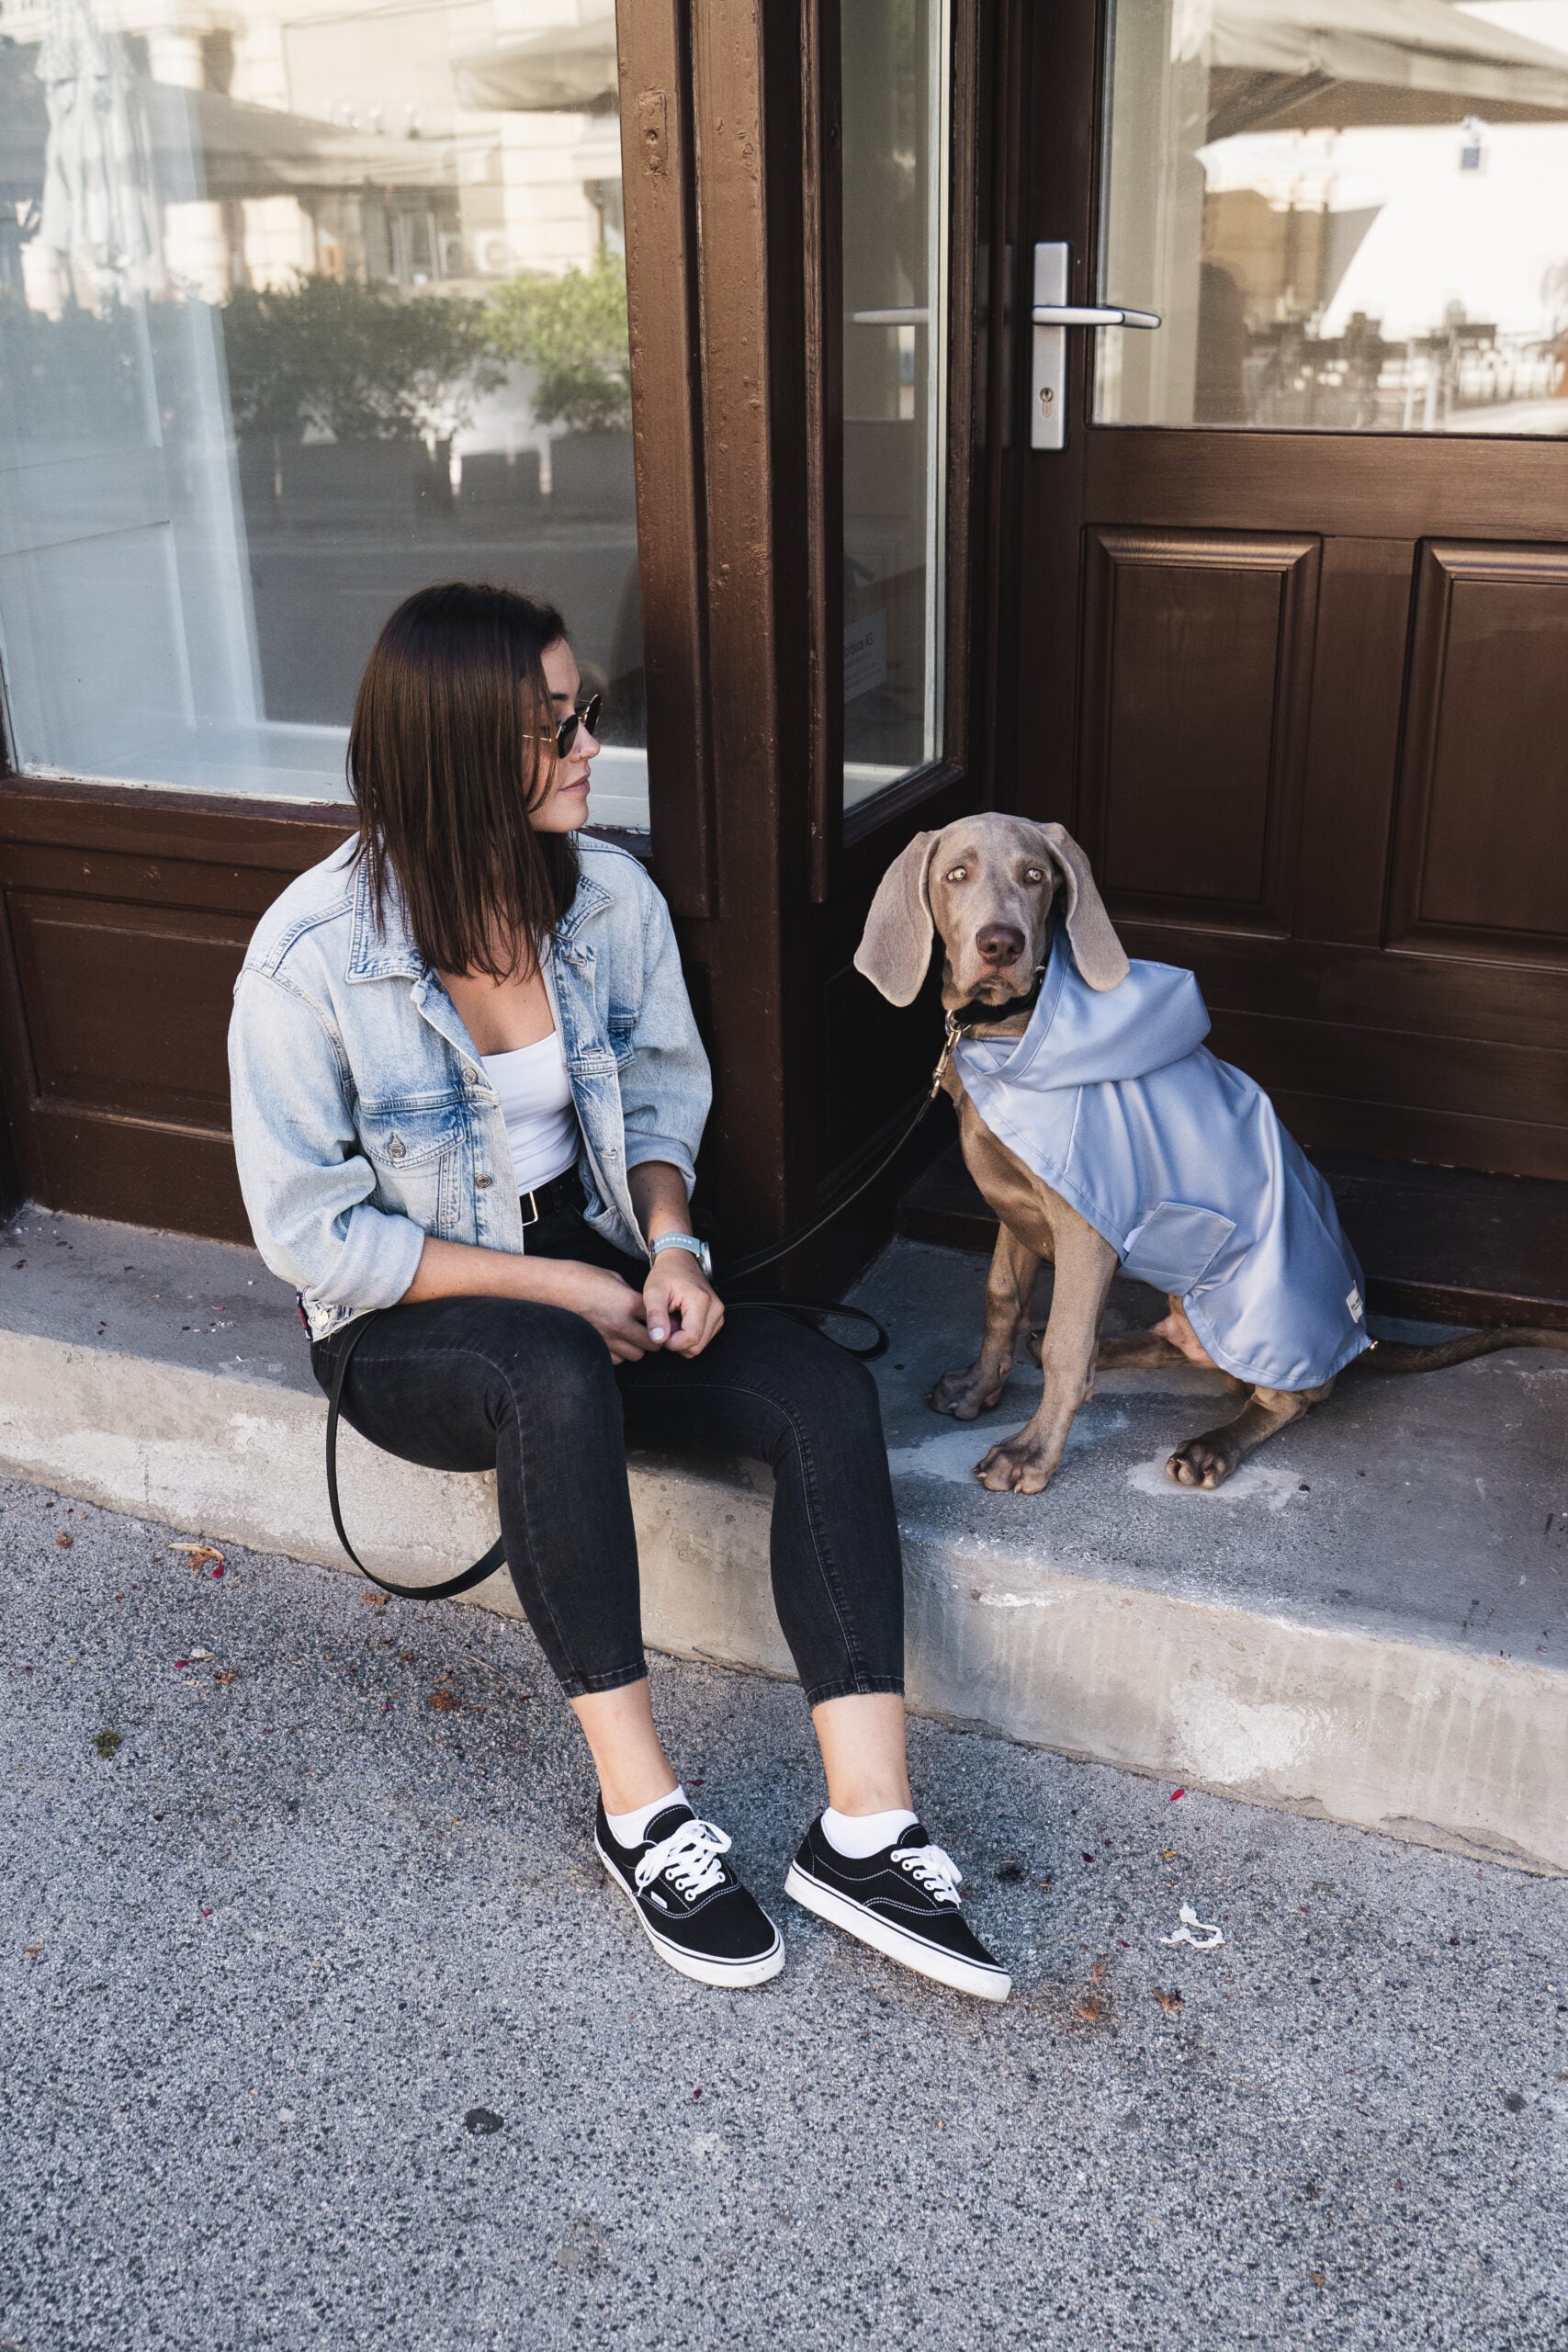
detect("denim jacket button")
[474,1172,493,1189]
[388,1135,406,1162]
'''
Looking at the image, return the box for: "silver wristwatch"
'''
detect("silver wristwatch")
[649,1231,713,1279]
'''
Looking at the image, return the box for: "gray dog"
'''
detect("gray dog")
[856,814,1562,1495]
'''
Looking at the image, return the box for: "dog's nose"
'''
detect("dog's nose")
[976,923,1025,966]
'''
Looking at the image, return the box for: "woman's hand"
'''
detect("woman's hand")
[643,1248,725,1359]
[548,1262,655,1363]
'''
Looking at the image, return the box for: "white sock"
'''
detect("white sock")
[820,1804,919,1860]
[605,1783,685,1849]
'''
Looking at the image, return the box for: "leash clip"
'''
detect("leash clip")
[929,1010,964,1100]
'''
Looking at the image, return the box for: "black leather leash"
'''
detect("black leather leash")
[324,1308,507,1600]
[322,990,1034,1597]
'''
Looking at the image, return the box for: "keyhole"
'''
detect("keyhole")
[1039,385,1055,413]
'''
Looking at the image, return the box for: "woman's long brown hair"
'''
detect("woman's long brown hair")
[348,582,579,981]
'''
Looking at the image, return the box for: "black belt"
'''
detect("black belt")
[518,1168,581,1227]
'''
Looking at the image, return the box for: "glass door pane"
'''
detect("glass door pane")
[840,0,951,809]
[0,0,649,822]
[1096,0,1568,434]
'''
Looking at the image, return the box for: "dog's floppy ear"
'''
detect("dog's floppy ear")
[855,831,939,1006]
[1038,823,1129,991]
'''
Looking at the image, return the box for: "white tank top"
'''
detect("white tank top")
[481,1029,580,1195]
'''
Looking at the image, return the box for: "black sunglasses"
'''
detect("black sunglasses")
[532,692,601,759]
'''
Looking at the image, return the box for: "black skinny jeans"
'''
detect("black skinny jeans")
[310,1207,905,1706]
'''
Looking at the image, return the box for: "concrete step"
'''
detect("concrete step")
[2,1205,1563,1872]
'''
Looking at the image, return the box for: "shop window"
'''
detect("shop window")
[840,0,951,811]
[0,0,648,828]
[1097,0,1568,435]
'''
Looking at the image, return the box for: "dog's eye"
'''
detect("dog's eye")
[1022,866,1045,885]
[944,865,968,883]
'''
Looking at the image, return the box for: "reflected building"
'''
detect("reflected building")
[0,0,648,820]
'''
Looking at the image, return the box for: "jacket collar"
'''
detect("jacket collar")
[344,838,613,983]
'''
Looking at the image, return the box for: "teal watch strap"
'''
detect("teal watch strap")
[650,1232,713,1278]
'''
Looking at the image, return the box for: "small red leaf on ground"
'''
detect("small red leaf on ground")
[1169,1788,1185,1802]
[428,1690,461,1713]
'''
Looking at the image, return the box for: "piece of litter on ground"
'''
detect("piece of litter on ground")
[188,1648,212,1661]
[1160,1903,1224,1951]
[170,1542,225,1570]
[1168,1788,1185,1802]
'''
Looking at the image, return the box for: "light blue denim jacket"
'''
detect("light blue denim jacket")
[228,834,712,1340]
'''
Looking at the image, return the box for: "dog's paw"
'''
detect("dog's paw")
[1166,1434,1239,1489]
[929,1364,1006,1421]
[974,1436,1056,1495]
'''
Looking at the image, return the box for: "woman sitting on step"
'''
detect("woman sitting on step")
[228,581,1009,2002]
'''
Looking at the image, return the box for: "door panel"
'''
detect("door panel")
[10,893,246,1128]
[1293,537,1411,947]
[1080,527,1318,926]
[1389,542,1568,958]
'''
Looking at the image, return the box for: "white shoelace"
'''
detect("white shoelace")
[891,1842,964,1905]
[634,1816,732,1901]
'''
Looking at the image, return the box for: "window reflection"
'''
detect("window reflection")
[840,0,950,810]
[1098,0,1568,434]
[0,0,648,823]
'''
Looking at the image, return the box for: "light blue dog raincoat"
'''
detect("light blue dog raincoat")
[955,933,1371,1392]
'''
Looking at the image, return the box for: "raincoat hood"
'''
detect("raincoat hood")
[966,929,1210,1093]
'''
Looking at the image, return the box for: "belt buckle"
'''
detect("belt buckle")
[519,1185,540,1229]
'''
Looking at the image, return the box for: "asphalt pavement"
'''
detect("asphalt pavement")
[3,1473,1565,2351]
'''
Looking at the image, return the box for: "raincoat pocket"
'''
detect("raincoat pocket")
[1120,1201,1235,1295]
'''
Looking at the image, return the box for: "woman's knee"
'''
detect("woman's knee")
[468,1297,618,1427]
[755,1317,886,1444]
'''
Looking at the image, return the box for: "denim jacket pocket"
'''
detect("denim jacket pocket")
[359,1095,465,1172]
[358,1095,465,1231]
[1120,1201,1236,1295]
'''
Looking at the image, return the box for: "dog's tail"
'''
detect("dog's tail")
[1350,1327,1568,1376]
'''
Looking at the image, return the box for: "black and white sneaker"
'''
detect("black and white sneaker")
[594,1798,784,1989]
[785,1815,1011,2002]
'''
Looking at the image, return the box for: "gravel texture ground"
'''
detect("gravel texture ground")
[3,1474,1565,2351]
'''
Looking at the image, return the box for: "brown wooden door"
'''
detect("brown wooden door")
[1011,0,1568,1182]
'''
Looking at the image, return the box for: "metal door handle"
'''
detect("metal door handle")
[1032,242,1161,449]
[1032,303,1160,329]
